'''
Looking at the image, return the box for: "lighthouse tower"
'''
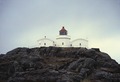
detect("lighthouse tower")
[56,26,71,47]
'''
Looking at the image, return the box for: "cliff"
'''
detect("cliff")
[0,47,120,82]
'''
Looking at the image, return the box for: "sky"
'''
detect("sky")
[0,0,120,63]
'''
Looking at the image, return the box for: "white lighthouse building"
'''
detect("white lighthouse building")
[37,26,88,48]
[56,27,71,47]
[37,36,54,47]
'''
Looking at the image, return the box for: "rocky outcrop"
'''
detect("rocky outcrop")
[0,47,120,82]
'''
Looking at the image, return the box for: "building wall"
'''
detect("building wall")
[56,35,71,47]
[72,39,88,48]
[38,38,54,47]
[37,37,88,48]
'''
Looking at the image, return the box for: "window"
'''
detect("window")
[79,43,81,46]
[62,42,64,45]
[44,43,46,45]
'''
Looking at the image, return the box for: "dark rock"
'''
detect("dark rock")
[83,58,96,68]
[79,68,90,79]
[91,48,100,52]
[92,70,120,82]
[0,47,119,82]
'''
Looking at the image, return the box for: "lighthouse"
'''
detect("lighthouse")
[55,26,71,47]
[37,26,88,48]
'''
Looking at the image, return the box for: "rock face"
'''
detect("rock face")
[0,47,120,82]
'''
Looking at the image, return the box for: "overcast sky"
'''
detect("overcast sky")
[0,0,120,63]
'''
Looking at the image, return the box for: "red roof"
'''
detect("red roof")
[60,26,67,32]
